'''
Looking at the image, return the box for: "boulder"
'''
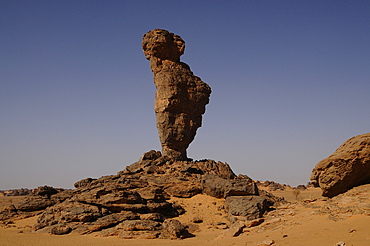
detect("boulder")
[84,212,139,233]
[225,196,269,222]
[50,224,72,235]
[35,201,103,230]
[161,219,185,239]
[217,221,244,237]
[165,182,203,198]
[192,160,237,179]
[74,178,96,188]
[32,186,58,197]
[311,133,370,197]
[140,213,165,222]
[142,29,211,160]
[14,196,55,212]
[201,174,258,198]
[140,150,162,161]
[256,180,288,191]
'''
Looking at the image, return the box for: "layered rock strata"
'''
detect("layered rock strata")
[0,151,279,239]
[142,29,211,160]
[311,133,370,197]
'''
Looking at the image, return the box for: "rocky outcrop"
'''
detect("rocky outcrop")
[255,180,290,191]
[0,151,281,238]
[32,185,59,197]
[310,133,370,197]
[30,166,186,238]
[1,188,32,196]
[142,29,211,160]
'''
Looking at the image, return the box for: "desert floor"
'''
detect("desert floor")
[1,187,369,246]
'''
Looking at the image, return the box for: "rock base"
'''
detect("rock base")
[0,150,282,239]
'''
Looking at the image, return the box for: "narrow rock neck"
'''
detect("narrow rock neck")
[161,145,187,161]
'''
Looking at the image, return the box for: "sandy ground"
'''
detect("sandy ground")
[1,188,369,246]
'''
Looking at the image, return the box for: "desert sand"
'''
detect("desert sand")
[1,187,369,246]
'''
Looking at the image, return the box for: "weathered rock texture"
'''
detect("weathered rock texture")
[310,133,370,197]
[0,188,32,196]
[226,196,269,222]
[0,151,281,239]
[142,29,211,160]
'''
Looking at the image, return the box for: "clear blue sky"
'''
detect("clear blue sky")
[1,0,369,189]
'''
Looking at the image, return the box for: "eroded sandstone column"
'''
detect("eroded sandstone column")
[142,29,211,160]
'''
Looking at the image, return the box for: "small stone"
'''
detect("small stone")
[186,223,200,233]
[245,218,264,228]
[257,239,275,246]
[334,242,346,246]
[192,217,203,223]
[218,224,229,229]
[217,222,244,238]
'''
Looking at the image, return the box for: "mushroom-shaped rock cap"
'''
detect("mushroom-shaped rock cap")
[142,29,185,62]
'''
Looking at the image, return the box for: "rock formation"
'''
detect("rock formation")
[310,133,370,197]
[0,30,285,240]
[0,151,281,239]
[0,188,32,196]
[142,29,211,160]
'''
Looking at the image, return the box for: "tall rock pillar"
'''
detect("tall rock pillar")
[142,29,211,160]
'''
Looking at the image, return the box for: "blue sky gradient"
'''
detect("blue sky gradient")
[1,0,369,189]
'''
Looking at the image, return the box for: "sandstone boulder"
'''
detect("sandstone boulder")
[74,178,96,188]
[201,174,258,198]
[225,196,269,222]
[50,224,72,235]
[142,29,211,160]
[32,185,58,197]
[161,219,186,239]
[310,133,370,197]
[14,196,55,212]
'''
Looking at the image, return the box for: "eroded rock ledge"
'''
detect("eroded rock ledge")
[0,151,282,239]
